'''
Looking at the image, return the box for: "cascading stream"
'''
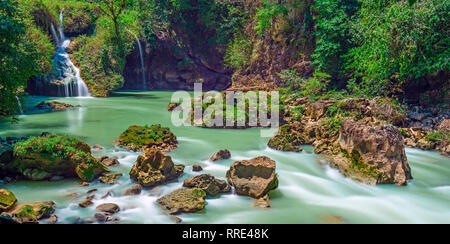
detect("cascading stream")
[127,29,147,90]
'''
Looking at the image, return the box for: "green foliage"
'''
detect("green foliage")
[119,124,177,150]
[224,33,252,70]
[424,131,450,143]
[254,0,289,35]
[279,70,331,99]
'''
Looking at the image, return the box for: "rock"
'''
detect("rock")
[101,191,113,199]
[101,157,120,167]
[78,195,95,208]
[83,218,94,224]
[99,173,123,184]
[157,188,207,215]
[0,136,29,166]
[167,103,178,112]
[192,164,203,172]
[334,119,412,186]
[129,148,184,187]
[253,195,271,209]
[0,189,17,213]
[12,134,109,182]
[267,124,305,152]
[35,101,80,112]
[438,119,450,132]
[183,174,231,197]
[106,217,120,222]
[80,182,89,187]
[87,189,97,194]
[226,156,279,199]
[320,214,344,224]
[409,112,426,122]
[122,184,142,196]
[96,203,120,214]
[94,213,107,222]
[116,124,178,152]
[1,201,56,224]
[209,149,231,161]
[65,192,79,199]
[170,216,182,223]
[91,144,103,151]
[47,214,58,224]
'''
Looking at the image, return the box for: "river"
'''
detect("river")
[1,91,449,224]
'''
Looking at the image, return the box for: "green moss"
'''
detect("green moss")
[119,124,177,151]
[15,205,36,219]
[424,131,450,143]
[342,149,382,179]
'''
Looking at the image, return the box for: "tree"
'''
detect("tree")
[96,0,127,40]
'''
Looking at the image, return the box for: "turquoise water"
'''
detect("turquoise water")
[1,91,449,224]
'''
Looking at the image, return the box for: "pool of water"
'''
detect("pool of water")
[1,91,449,224]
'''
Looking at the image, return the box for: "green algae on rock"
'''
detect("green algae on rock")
[1,201,56,224]
[12,134,109,181]
[35,101,80,112]
[157,188,207,215]
[117,124,178,152]
[183,174,231,197]
[0,189,17,213]
[129,148,184,187]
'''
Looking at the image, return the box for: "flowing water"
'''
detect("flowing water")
[47,11,90,97]
[1,91,450,224]
[128,30,147,90]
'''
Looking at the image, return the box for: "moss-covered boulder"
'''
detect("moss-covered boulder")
[183,174,231,197]
[226,156,279,199]
[35,101,80,112]
[12,134,109,181]
[117,124,178,152]
[157,188,207,215]
[0,189,17,213]
[129,148,184,187]
[1,201,56,224]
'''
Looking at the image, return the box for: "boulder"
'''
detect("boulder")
[129,148,184,187]
[78,195,95,208]
[253,194,271,209]
[35,101,80,112]
[438,119,450,132]
[101,157,120,167]
[122,184,142,196]
[334,120,412,186]
[157,188,206,215]
[47,214,58,224]
[99,173,123,184]
[192,164,203,172]
[91,144,103,151]
[183,174,231,196]
[209,149,231,161]
[1,201,56,224]
[96,203,120,214]
[117,124,178,152]
[12,135,109,182]
[0,189,17,212]
[226,156,279,199]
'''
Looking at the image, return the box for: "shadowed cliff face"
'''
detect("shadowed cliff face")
[123,32,232,91]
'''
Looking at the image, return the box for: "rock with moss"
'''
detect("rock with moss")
[117,124,178,152]
[0,189,17,213]
[183,174,231,197]
[129,148,184,187]
[12,134,109,181]
[268,124,305,152]
[35,101,80,112]
[332,119,412,186]
[157,188,207,215]
[226,156,278,199]
[1,201,56,224]
[99,173,123,184]
[0,137,29,178]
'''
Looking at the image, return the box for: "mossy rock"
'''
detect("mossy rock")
[157,188,207,215]
[0,189,17,213]
[268,124,304,152]
[117,124,178,152]
[12,134,109,181]
[3,201,56,224]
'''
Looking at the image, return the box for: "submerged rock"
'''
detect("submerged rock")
[226,156,279,199]
[11,134,109,182]
[332,120,412,186]
[209,149,231,162]
[129,148,184,187]
[0,189,17,213]
[122,184,142,196]
[116,124,178,152]
[35,101,80,112]
[157,188,206,215]
[183,174,231,197]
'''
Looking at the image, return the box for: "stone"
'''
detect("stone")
[96,203,120,214]
[170,216,182,223]
[209,149,231,161]
[80,182,89,187]
[87,189,97,194]
[320,214,344,224]
[0,189,17,213]
[35,101,80,112]
[157,188,206,215]
[183,174,231,197]
[226,156,279,199]
[1,201,56,224]
[192,164,203,172]
[117,124,178,152]
[91,144,103,151]
[129,148,184,187]
[99,173,123,184]
[47,214,58,224]
[253,195,271,209]
[94,213,107,222]
[101,157,120,167]
[83,218,94,224]
[438,119,450,132]
[334,119,412,186]
[122,184,142,196]
[78,195,95,208]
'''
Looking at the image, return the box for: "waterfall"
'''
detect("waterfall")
[127,29,147,90]
[15,96,23,115]
[46,10,91,97]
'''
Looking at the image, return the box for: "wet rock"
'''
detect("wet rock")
[80,182,89,187]
[96,203,120,214]
[83,218,94,224]
[438,119,450,132]
[94,213,107,222]
[78,195,95,208]
[334,120,412,186]
[1,201,56,224]
[192,164,203,172]
[87,189,97,194]
[35,101,80,112]
[253,195,271,209]
[65,192,79,199]
[167,103,178,112]
[101,191,113,199]
[183,174,231,197]
[99,173,123,185]
[170,216,182,223]
[107,216,120,222]
[122,184,142,196]
[101,157,120,167]
[47,214,58,224]
[116,124,178,152]
[209,149,231,162]
[226,156,278,199]
[129,148,184,187]
[157,188,206,215]
[320,214,344,224]
[0,189,17,213]
[91,144,103,151]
